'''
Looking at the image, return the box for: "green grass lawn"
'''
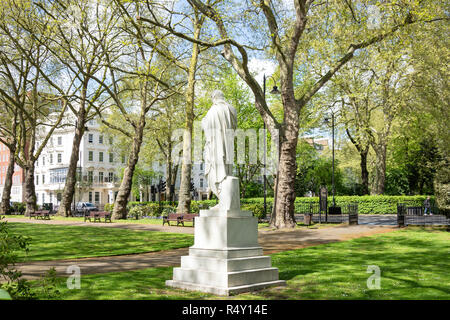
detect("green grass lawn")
[8,214,168,225]
[33,227,450,300]
[8,223,194,262]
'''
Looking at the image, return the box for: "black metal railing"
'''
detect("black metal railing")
[397,202,448,227]
[295,202,358,224]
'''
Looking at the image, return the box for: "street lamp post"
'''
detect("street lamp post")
[262,74,280,218]
[330,112,335,207]
[325,112,340,216]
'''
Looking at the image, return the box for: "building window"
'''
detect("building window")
[108,172,114,182]
[58,136,62,145]
[109,137,113,145]
[99,152,103,162]
[42,156,46,166]
[42,175,45,184]
[36,175,39,185]
[121,155,125,164]
[200,178,204,188]
[50,167,68,184]
[57,193,62,202]
[109,153,114,163]
[99,172,104,183]
[200,163,203,170]
[99,135,103,144]
[88,171,93,183]
[94,192,100,204]
[89,192,93,202]
[42,193,45,204]
[57,153,62,163]
[50,154,53,164]
[88,134,93,143]
[88,151,93,161]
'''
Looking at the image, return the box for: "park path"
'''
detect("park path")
[4,217,396,281]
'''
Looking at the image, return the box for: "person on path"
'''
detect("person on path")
[423,196,432,216]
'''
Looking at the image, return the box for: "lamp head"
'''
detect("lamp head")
[270,86,280,95]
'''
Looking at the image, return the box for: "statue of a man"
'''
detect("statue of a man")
[202,90,237,208]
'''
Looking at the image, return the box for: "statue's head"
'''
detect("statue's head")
[211,90,225,103]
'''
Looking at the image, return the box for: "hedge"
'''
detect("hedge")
[125,195,435,216]
[239,195,435,215]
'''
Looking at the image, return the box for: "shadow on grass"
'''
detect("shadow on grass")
[8,223,194,262]
[261,228,450,299]
[36,228,449,300]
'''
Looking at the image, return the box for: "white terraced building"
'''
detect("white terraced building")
[34,117,124,209]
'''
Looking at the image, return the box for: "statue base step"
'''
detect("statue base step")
[166,279,286,296]
[166,209,286,296]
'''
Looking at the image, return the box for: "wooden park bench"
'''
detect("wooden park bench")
[162,213,183,226]
[29,210,51,220]
[178,213,199,227]
[84,211,112,223]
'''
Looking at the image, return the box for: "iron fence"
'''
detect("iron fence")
[397,202,449,227]
[294,202,358,224]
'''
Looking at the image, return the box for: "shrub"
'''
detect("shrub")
[161,205,176,216]
[11,202,25,215]
[189,201,200,213]
[127,206,147,219]
[241,203,266,219]
[104,203,114,213]
[33,268,60,299]
[238,195,436,215]
[146,203,164,217]
[0,216,34,299]
[124,195,436,216]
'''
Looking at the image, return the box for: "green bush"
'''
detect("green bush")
[11,202,25,214]
[122,195,435,215]
[241,203,266,219]
[104,203,114,213]
[161,205,176,216]
[145,203,162,217]
[239,195,435,214]
[127,206,146,220]
[0,216,34,299]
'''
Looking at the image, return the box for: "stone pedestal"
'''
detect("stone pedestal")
[166,209,286,296]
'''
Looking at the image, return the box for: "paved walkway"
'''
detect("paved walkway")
[5,217,396,281]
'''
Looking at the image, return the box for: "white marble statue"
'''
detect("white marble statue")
[167,90,285,295]
[202,90,239,210]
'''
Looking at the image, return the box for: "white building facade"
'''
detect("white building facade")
[34,118,123,209]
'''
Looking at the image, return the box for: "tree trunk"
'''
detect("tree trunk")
[57,108,86,217]
[165,153,172,201]
[372,144,387,195]
[177,129,193,213]
[346,129,370,195]
[270,105,298,229]
[360,147,370,195]
[176,17,202,214]
[112,121,144,219]
[24,163,37,216]
[0,147,16,214]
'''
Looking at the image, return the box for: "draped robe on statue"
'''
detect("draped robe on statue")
[202,90,237,198]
